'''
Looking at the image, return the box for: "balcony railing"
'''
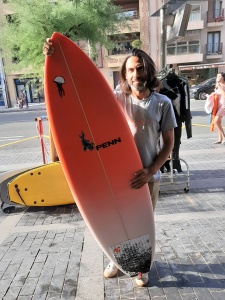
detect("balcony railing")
[108,41,135,56]
[207,9,224,23]
[117,9,139,20]
[206,42,223,55]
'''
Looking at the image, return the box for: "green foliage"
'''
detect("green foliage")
[0,0,126,81]
[131,39,142,49]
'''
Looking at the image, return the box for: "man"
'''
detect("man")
[43,41,177,286]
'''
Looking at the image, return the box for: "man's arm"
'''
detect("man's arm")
[130,128,174,189]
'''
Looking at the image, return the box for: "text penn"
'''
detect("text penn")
[96,137,121,151]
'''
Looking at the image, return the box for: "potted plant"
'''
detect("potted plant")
[215,16,224,22]
[131,39,142,49]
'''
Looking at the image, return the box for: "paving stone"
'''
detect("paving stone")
[19,277,38,296]
[3,286,22,300]
[104,288,120,300]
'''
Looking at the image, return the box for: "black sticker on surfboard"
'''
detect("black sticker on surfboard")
[110,235,152,277]
[79,131,95,151]
[80,131,122,152]
[53,76,65,98]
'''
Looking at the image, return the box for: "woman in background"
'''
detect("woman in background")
[205,72,225,144]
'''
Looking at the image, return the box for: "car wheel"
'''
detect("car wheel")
[198,92,207,100]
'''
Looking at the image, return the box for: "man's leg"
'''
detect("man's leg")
[104,182,159,286]
[148,181,160,211]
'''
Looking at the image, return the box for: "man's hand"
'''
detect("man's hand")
[42,38,55,56]
[130,168,152,189]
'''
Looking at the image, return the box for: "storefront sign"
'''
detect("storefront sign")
[179,62,225,70]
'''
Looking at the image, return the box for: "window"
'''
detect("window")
[189,41,200,53]
[187,29,201,35]
[214,0,222,18]
[109,41,133,55]
[108,33,140,56]
[189,5,201,21]
[177,42,188,54]
[167,40,200,55]
[207,32,221,53]
[167,43,176,55]
[117,9,139,20]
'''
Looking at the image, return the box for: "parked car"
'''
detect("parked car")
[189,77,216,100]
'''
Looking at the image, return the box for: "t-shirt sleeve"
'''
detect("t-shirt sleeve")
[160,98,177,131]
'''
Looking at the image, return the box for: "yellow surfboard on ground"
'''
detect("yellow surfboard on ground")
[8,162,74,206]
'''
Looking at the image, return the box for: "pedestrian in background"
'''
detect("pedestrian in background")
[205,72,225,144]
[16,91,26,109]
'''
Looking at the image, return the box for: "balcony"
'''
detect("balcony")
[187,20,204,30]
[207,9,225,27]
[167,53,203,65]
[107,55,128,68]
[167,42,203,64]
[106,39,138,68]
[115,18,140,35]
[206,43,223,59]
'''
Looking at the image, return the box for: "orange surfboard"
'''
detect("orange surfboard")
[44,32,155,277]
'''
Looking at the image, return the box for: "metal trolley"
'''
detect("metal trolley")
[159,157,190,193]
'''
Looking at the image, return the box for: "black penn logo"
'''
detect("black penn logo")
[79,131,95,151]
[53,76,65,98]
[79,131,121,152]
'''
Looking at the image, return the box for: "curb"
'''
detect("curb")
[0,105,46,113]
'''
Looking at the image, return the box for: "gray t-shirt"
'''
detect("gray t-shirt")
[114,91,177,182]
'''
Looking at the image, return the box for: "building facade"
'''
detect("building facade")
[97,0,161,89]
[1,0,225,108]
[96,0,225,89]
[166,0,225,85]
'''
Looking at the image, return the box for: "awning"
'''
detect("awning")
[178,62,225,70]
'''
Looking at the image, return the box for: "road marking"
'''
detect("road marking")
[0,135,24,142]
[0,135,50,148]
[0,136,23,138]
[192,123,225,128]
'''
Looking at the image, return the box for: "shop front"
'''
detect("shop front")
[178,62,225,86]
[14,78,44,104]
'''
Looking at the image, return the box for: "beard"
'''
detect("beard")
[129,79,147,93]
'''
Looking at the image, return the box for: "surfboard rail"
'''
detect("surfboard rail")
[44,32,155,276]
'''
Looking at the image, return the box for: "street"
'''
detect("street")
[0,108,50,172]
[0,99,216,173]
[0,100,225,300]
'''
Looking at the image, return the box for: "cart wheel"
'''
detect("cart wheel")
[184,188,189,193]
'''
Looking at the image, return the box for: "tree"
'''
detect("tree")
[0,0,127,82]
[132,39,142,49]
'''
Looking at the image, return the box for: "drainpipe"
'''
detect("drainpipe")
[160,4,167,70]
[0,52,10,108]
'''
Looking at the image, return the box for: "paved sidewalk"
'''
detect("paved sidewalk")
[0,101,225,299]
[0,103,46,113]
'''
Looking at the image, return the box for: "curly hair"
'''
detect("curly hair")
[119,48,158,95]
